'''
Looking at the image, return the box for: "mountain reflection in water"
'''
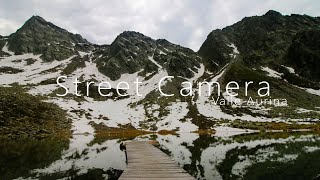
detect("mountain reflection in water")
[0,132,319,180]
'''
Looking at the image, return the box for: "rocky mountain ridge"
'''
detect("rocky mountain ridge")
[95,31,201,80]
[199,10,320,80]
[0,10,320,137]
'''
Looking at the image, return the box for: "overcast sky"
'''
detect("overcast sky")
[0,0,319,51]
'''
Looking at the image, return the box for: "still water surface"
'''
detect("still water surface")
[1,132,319,180]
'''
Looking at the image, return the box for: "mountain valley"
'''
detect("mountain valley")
[0,11,320,138]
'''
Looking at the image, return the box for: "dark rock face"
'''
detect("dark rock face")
[2,16,202,80]
[264,10,283,17]
[1,11,320,133]
[287,30,320,81]
[0,37,8,56]
[198,30,234,72]
[95,31,201,80]
[199,10,320,75]
[95,31,158,80]
[3,11,320,83]
[7,16,90,61]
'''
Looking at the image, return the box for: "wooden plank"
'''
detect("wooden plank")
[119,141,195,180]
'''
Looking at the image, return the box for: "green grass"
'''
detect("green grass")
[220,60,320,119]
[0,86,71,139]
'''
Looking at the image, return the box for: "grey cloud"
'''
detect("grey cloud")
[0,0,319,51]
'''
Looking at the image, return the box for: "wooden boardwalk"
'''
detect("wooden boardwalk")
[119,141,195,180]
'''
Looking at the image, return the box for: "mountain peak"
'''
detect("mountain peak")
[116,31,152,41]
[21,15,67,33]
[264,10,282,17]
[23,15,50,28]
[28,15,47,23]
[120,31,145,37]
[7,15,89,60]
[112,31,154,47]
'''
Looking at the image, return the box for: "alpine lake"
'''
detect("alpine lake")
[1,130,319,180]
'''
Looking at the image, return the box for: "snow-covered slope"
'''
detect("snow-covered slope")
[1,14,320,137]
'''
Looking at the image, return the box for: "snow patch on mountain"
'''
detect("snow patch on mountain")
[0,53,74,85]
[148,55,162,68]
[2,42,14,55]
[282,65,295,74]
[295,85,320,96]
[78,51,90,58]
[227,43,239,58]
[304,87,320,96]
[261,67,283,78]
[188,63,205,83]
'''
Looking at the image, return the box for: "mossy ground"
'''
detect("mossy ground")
[0,85,71,139]
[230,120,320,132]
[221,60,320,119]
